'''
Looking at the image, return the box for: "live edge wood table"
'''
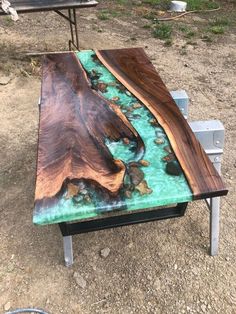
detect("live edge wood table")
[34,48,228,266]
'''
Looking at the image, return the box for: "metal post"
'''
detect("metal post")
[188,119,224,256]
[68,8,79,51]
[172,90,225,256]
[209,159,222,256]
[55,8,79,51]
[73,8,79,50]
[68,9,74,50]
[209,196,221,256]
[63,236,73,267]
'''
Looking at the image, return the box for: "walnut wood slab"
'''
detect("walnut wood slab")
[96,48,228,199]
[35,52,144,202]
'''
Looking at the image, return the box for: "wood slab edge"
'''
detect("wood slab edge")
[96,48,228,200]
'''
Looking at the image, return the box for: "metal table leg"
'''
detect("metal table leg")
[209,196,221,256]
[53,91,226,266]
[190,119,224,256]
[208,159,222,256]
[172,90,225,256]
[55,8,79,50]
[58,202,188,266]
[63,235,74,267]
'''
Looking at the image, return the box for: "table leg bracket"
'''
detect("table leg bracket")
[54,90,225,266]
[59,202,188,266]
[172,90,225,257]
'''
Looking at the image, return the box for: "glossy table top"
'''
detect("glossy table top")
[33,49,227,225]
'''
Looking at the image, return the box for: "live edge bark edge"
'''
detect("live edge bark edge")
[96,48,228,200]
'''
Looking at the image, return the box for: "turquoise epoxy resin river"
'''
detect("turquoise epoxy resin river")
[33,50,192,225]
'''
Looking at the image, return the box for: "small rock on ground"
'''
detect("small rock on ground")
[100,247,110,258]
[0,76,11,85]
[4,301,11,311]
[73,272,87,289]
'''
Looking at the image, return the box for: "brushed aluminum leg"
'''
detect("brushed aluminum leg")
[209,196,221,256]
[63,236,73,267]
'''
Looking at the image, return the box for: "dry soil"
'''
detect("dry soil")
[0,3,236,314]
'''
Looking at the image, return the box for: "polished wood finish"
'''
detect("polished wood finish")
[35,52,144,202]
[96,48,228,199]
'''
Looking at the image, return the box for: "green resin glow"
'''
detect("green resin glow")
[33,50,192,225]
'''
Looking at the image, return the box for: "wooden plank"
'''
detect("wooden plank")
[0,0,97,14]
[96,48,228,199]
[35,52,144,203]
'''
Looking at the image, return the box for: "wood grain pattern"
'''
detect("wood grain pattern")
[35,52,144,202]
[96,48,228,199]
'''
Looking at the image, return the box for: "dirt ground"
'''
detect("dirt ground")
[0,1,236,314]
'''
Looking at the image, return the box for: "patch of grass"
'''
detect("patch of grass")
[178,23,197,40]
[209,25,225,34]
[186,0,219,11]
[143,10,157,20]
[110,11,119,17]
[153,23,172,39]
[210,17,231,27]
[180,47,187,55]
[164,38,172,46]
[3,16,14,26]
[97,8,125,20]
[142,0,170,9]
[143,24,152,29]
[98,10,110,20]
[179,24,189,32]
[142,0,160,4]
[185,30,195,38]
[92,25,103,33]
[206,16,231,35]
[201,34,213,42]
[115,0,128,4]
[186,40,198,45]
[178,24,195,38]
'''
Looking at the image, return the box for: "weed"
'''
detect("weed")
[143,24,152,29]
[98,10,110,20]
[164,39,172,46]
[186,0,219,11]
[178,24,195,38]
[207,16,231,34]
[186,40,198,45]
[201,34,213,42]
[153,23,172,40]
[142,0,161,5]
[209,25,225,34]
[97,8,125,19]
[210,17,230,27]
[144,10,157,20]
[116,0,128,4]
[142,0,170,9]
[179,25,189,32]
[185,30,195,38]
[3,16,14,26]
[109,10,121,18]
[180,48,187,55]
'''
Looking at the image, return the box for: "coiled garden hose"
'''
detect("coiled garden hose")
[5,309,48,314]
